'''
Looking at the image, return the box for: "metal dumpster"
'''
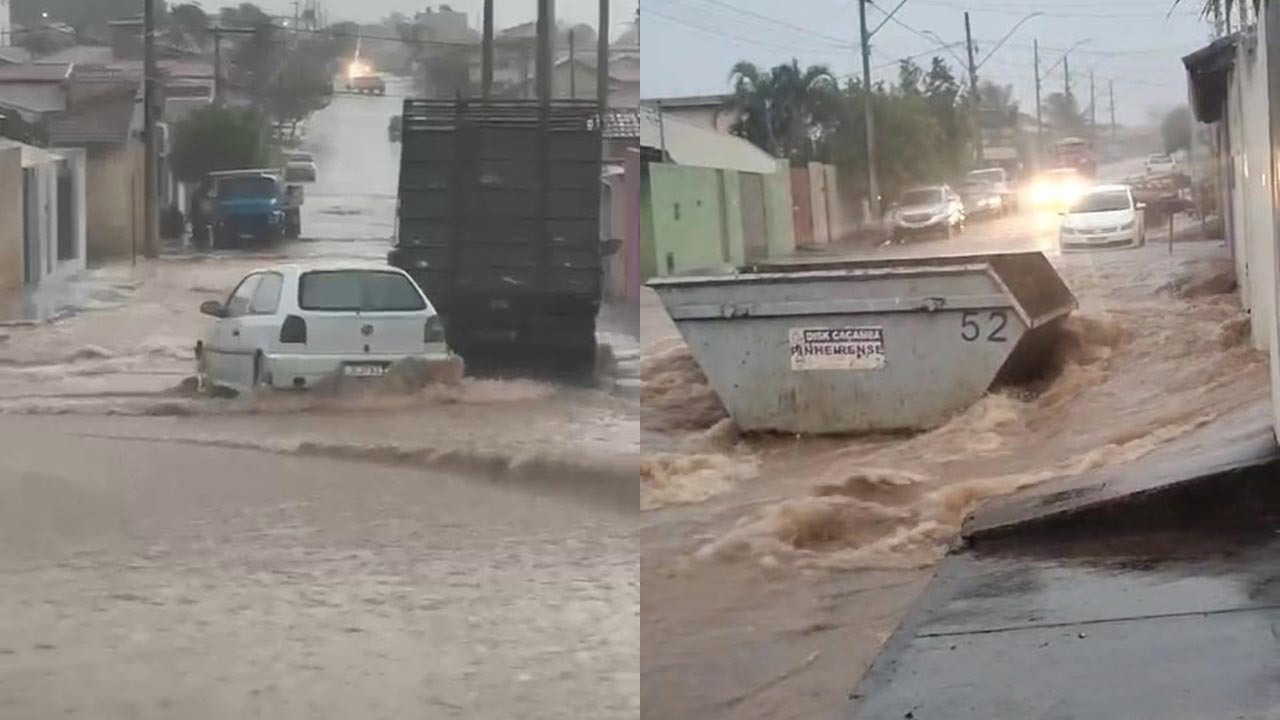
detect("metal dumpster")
[648,251,1077,434]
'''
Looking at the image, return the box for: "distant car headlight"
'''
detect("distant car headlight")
[1059,182,1083,204]
[1031,182,1052,204]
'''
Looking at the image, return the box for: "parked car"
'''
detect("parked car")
[284,152,318,182]
[959,181,1005,219]
[1145,153,1178,175]
[348,74,386,95]
[1058,183,1146,252]
[965,167,1018,213]
[196,264,457,394]
[888,185,966,241]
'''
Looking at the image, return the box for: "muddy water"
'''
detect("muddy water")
[640,241,1269,719]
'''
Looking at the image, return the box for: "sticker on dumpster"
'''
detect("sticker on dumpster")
[789,327,885,371]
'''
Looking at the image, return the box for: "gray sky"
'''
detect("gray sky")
[251,0,639,40]
[641,0,1217,125]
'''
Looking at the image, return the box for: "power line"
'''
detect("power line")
[641,6,853,57]
[677,0,855,47]
[907,0,1203,19]
[655,0,851,50]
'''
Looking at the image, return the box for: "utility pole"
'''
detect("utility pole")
[1064,53,1071,99]
[1089,71,1096,135]
[1034,39,1042,164]
[964,11,982,163]
[213,28,223,106]
[536,0,553,105]
[597,0,610,108]
[568,29,576,98]
[1109,79,1116,140]
[858,0,880,219]
[142,0,158,259]
[481,0,493,98]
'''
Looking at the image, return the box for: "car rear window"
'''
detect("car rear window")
[298,271,426,312]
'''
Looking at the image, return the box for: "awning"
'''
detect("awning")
[1182,33,1239,124]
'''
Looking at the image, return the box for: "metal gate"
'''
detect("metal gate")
[22,168,39,286]
[739,172,769,262]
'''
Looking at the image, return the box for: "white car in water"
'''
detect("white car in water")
[196,264,454,393]
[1145,153,1178,175]
[1058,184,1146,252]
[284,152,318,182]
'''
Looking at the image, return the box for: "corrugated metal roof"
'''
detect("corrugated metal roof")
[0,63,73,82]
[47,87,137,145]
[639,106,778,174]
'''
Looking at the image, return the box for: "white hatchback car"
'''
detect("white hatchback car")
[1059,184,1146,251]
[196,264,453,393]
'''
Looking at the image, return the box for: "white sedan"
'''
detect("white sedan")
[1145,153,1178,175]
[1059,184,1146,252]
[196,264,456,393]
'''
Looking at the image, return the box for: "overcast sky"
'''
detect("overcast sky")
[249,0,639,40]
[641,0,1218,125]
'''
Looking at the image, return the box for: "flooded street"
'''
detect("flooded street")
[0,415,636,720]
[640,204,1267,718]
[0,73,638,718]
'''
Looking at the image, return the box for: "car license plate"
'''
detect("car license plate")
[343,363,387,378]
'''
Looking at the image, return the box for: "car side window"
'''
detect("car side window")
[225,274,261,318]
[250,273,283,315]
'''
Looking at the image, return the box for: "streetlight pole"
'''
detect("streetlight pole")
[964,12,981,162]
[858,0,880,219]
[1034,39,1042,164]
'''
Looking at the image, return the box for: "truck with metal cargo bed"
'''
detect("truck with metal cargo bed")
[388,99,609,374]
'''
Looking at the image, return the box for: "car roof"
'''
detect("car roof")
[243,261,408,276]
[1086,183,1130,194]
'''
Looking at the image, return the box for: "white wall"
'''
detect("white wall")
[1241,29,1276,354]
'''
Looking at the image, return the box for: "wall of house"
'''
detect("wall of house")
[764,158,796,258]
[640,165,657,281]
[85,143,142,262]
[807,162,831,247]
[1241,28,1276,354]
[0,146,21,293]
[46,147,87,284]
[646,162,745,276]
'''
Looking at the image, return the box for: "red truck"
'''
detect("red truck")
[1051,137,1096,177]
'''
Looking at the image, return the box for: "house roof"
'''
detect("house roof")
[0,63,73,82]
[40,46,214,80]
[0,47,33,65]
[640,106,779,174]
[46,82,138,145]
[644,93,732,109]
[600,108,639,139]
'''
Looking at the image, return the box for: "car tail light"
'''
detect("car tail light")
[280,315,307,344]
[424,316,445,343]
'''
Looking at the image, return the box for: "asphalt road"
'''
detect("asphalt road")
[0,414,637,720]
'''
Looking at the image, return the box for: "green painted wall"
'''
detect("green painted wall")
[646,163,745,276]
[640,171,658,280]
[764,158,796,257]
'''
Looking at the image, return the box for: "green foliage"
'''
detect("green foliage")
[1162,106,1193,153]
[725,60,839,163]
[168,3,210,44]
[219,2,271,28]
[726,55,980,199]
[16,28,76,56]
[170,106,269,183]
[1041,92,1086,136]
[12,0,154,34]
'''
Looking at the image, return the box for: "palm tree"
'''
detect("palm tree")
[1174,0,1261,28]
[725,60,838,162]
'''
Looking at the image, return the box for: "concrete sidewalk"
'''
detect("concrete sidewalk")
[849,403,1280,719]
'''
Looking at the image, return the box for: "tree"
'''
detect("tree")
[168,3,210,44]
[725,59,838,162]
[1042,92,1086,136]
[16,28,76,56]
[12,0,148,34]
[923,58,969,177]
[897,59,924,96]
[268,40,339,132]
[170,106,269,183]
[219,2,271,28]
[1162,106,1193,153]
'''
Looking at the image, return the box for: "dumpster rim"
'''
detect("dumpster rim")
[646,263,1001,288]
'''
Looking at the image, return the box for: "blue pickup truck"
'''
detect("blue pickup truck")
[194,169,303,249]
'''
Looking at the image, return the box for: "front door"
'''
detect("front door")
[205,274,261,389]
